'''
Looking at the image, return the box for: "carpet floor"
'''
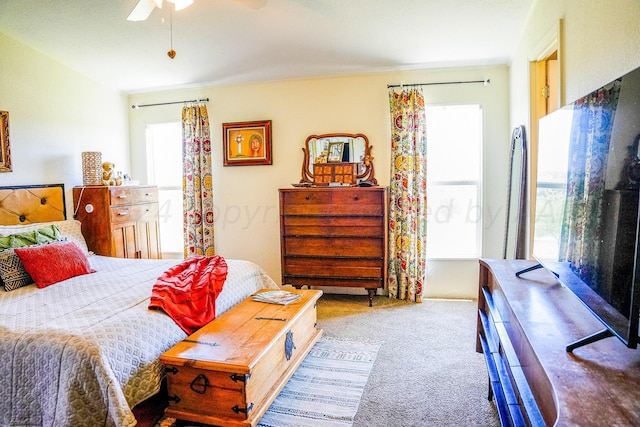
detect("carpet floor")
[316,293,500,427]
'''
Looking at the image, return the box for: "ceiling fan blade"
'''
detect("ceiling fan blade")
[233,0,267,10]
[127,0,161,21]
[167,0,193,11]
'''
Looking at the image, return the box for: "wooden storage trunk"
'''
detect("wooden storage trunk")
[160,289,323,427]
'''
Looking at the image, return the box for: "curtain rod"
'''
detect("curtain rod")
[387,79,490,89]
[131,98,209,109]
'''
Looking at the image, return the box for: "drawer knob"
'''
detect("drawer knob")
[305,195,310,200]
[117,194,127,199]
[145,193,152,196]
[118,210,128,216]
[354,196,359,200]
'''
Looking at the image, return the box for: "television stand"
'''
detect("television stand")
[566,328,614,352]
[477,259,640,426]
[515,262,559,278]
[514,262,543,277]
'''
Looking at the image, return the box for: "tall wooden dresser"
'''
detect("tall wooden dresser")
[279,187,387,306]
[73,185,161,259]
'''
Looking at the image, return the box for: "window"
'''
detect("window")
[425,105,483,259]
[146,122,183,256]
[532,108,573,260]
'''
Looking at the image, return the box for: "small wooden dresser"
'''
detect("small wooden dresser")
[73,185,161,259]
[279,187,387,305]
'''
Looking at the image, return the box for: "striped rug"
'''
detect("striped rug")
[156,336,381,427]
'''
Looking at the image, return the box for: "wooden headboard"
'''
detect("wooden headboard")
[0,184,66,225]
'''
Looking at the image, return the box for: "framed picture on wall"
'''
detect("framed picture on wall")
[222,120,272,166]
[0,111,11,172]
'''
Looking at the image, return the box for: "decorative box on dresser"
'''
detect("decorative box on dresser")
[477,259,640,427]
[73,185,161,259]
[279,187,387,306]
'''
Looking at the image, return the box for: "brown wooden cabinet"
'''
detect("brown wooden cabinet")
[73,185,161,259]
[279,187,387,306]
[477,259,640,426]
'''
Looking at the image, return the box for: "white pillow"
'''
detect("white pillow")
[0,220,90,255]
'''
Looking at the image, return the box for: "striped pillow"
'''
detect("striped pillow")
[0,224,61,251]
[0,249,33,291]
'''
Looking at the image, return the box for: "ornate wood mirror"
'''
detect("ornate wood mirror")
[299,133,377,185]
[503,125,527,259]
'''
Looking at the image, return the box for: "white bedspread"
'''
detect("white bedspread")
[0,256,278,427]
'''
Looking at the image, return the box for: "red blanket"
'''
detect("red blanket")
[148,255,228,334]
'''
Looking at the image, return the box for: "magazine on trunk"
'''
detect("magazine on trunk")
[253,290,301,305]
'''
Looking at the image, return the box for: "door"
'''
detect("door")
[113,223,138,258]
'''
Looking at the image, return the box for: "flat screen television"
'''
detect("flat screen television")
[527,65,640,351]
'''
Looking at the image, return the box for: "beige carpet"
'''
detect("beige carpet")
[316,293,500,427]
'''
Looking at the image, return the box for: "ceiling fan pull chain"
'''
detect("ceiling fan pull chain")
[167,6,176,59]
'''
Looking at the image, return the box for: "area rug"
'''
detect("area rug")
[156,336,381,427]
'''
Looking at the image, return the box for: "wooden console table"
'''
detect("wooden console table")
[477,259,640,426]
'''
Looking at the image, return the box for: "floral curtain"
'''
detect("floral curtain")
[387,87,427,302]
[182,102,215,257]
[559,81,621,287]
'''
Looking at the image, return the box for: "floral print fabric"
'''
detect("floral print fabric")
[559,81,621,287]
[182,103,215,257]
[388,88,427,302]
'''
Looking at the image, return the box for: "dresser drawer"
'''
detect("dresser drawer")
[281,190,332,206]
[283,236,383,257]
[283,216,383,237]
[281,189,385,216]
[284,257,382,279]
[111,203,158,224]
[110,186,158,206]
[331,189,382,205]
[282,204,384,216]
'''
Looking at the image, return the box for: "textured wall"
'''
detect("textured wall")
[0,32,129,213]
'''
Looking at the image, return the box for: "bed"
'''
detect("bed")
[0,184,278,427]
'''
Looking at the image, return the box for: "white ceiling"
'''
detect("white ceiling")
[0,0,534,94]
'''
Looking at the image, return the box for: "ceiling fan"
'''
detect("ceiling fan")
[127,0,267,22]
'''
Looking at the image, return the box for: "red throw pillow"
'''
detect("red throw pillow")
[14,242,96,288]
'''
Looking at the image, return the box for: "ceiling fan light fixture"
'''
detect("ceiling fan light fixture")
[167,0,194,11]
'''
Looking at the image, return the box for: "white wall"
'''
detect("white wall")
[129,65,510,299]
[510,0,640,141]
[0,32,129,213]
